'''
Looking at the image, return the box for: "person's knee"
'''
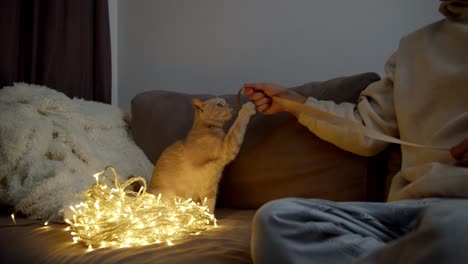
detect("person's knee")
[252,198,324,263]
[253,198,325,225]
[416,200,468,261]
[252,198,298,230]
[420,200,468,227]
[252,197,331,244]
[251,198,298,263]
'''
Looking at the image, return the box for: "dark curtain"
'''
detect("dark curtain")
[0,0,111,104]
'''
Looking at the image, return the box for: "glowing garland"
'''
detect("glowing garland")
[65,166,217,250]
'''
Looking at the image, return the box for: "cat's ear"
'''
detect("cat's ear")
[192,98,205,112]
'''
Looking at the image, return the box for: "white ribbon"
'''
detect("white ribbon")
[273,96,450,151]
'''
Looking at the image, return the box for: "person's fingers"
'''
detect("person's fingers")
[244,87,254,96]
[248,91,268,101]
[450,138,468,160]
[253,97,272,107]
[257,104,269,113]
[252,98,272,113]
[244,83,271,94]
[243,83,261,94]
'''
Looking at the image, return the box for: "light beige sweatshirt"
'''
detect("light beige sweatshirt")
[298,19,468,201]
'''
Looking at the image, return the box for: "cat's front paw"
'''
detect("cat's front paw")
[240,102,256,116]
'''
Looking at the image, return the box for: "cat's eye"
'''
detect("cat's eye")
[216,103,223,108]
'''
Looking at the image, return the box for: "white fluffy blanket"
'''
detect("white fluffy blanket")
[0,83,153,220]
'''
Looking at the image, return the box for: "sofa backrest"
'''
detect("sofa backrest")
[131,72,400,209]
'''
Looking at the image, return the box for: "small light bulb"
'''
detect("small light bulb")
[66,166,217,250]
[10,214,16,225]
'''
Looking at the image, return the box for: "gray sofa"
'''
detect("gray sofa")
[0,72,402,263]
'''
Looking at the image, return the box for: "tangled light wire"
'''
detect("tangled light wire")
[65,166,217,250]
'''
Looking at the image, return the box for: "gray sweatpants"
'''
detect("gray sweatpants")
[251,198,468,264]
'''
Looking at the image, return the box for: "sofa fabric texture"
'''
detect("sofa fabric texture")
[131,72,386,209]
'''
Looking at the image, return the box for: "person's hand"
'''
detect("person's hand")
[243,83,307,116]
[450,138,468,166]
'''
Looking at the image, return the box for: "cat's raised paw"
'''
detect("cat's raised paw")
[241,102,256,116]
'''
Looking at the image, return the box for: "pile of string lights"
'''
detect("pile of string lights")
[64,166,217,250]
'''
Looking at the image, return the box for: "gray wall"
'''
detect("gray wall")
[115,0,441,110]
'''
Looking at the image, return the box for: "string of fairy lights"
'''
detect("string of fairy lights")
[9,166,217,251]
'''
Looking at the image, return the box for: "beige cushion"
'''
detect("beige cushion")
[131,72,382,209]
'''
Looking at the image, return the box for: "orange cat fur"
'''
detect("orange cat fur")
[148,98,256,213]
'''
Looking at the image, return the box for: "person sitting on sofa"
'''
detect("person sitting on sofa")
[244,1,468,263]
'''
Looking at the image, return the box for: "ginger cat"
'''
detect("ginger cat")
[148,98,256,213]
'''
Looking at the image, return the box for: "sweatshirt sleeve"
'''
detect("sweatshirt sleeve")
[297,53,399,157]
